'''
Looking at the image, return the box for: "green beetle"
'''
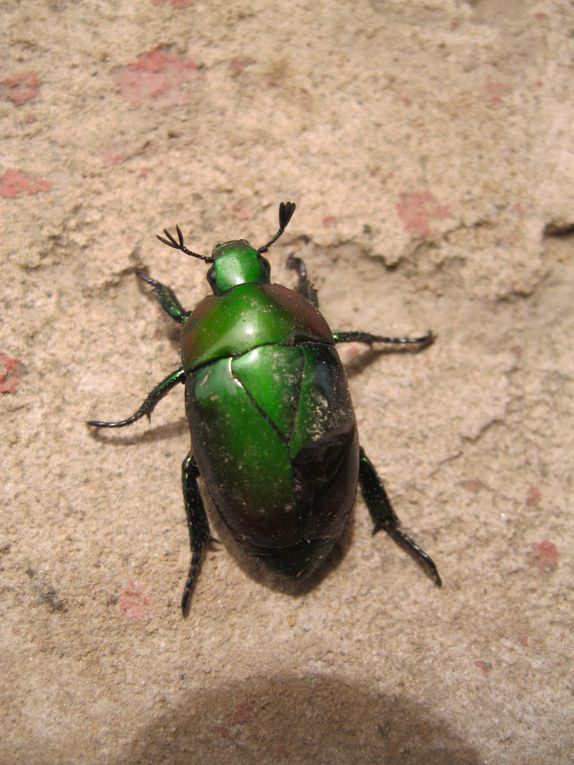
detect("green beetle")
[88,202,441,616]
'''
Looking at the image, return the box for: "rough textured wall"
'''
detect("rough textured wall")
[1,1,573,763]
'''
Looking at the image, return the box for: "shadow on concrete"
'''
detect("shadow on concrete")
[119,674,480,765]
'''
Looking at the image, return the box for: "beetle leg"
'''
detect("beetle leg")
[332,330,434,350]
[358,447,442,587]
[181,453,213,617]
[286,255,319,308]
[87,367,185,428]
[136,271,189,325]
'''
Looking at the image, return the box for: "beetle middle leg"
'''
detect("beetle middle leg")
[287,255,319,308]
[181,453,214,617]
[87,367,185,428]
[333,330,434,350]
[358,447,442,587]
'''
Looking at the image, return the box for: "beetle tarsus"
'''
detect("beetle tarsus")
[358,447,442,587]
[87,367,185,429]
[384,527,443,587]
[332,330,435,350]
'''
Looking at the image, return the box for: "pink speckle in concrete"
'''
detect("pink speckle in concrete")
[514,202,526,218]
[0,72,40,105]
[532,541,559,572]
[0,169,51,198]
[462,479,484,494]
[475,660,493,676]
[484,77,513,107]
[117,45,199,106]
[213,723,237,742]
[395,191,451,236]
[119,580,153,620]
[230,202,251,221]
[526,486,541,507]
[322,215,337,227]
[229,58,254,75]
[0,352,21,394]
[511,344,523,358]
[101,149,125,166]
[232,702,254,725]
[339,345,361,363]
[534,12,548,21]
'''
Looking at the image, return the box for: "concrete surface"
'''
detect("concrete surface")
[1,1,573,763]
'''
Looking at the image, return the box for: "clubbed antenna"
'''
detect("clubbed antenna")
[157,225,214,263]
[257,201,296,254]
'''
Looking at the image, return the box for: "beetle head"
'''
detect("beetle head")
[157,201,296,296]
[207,240,271,295]
[206,201,296,295]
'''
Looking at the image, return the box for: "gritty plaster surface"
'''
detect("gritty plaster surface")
[1,1,573,764]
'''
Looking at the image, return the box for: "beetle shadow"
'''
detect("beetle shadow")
[117,673,482,765]
[343,346,432,381]
[204,495,357,599]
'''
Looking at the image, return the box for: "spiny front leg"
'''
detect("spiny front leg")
[358,447,442,587]
[136,272,189,325]
[87,367,185,428]
[181,453,215,617]
[286,254,319,308]
[333,331,434,350]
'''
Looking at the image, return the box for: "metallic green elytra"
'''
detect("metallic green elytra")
[88,202,442,617]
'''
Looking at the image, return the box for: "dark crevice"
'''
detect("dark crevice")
[287,347,305,447]
[188,338,333,375]
[543,222,574,238]
[229,361,290,447]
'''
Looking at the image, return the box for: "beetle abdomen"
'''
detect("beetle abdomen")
[186,342,359,577]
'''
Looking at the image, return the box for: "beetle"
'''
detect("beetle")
[88,202,441,616]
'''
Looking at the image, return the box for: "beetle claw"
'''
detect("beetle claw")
[136,270,152,284]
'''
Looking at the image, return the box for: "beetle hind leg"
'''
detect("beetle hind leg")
[181,453,214,617]
[358,447,442,587]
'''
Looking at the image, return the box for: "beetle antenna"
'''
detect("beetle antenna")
[257,201,296,253]
[157,225,214,263]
